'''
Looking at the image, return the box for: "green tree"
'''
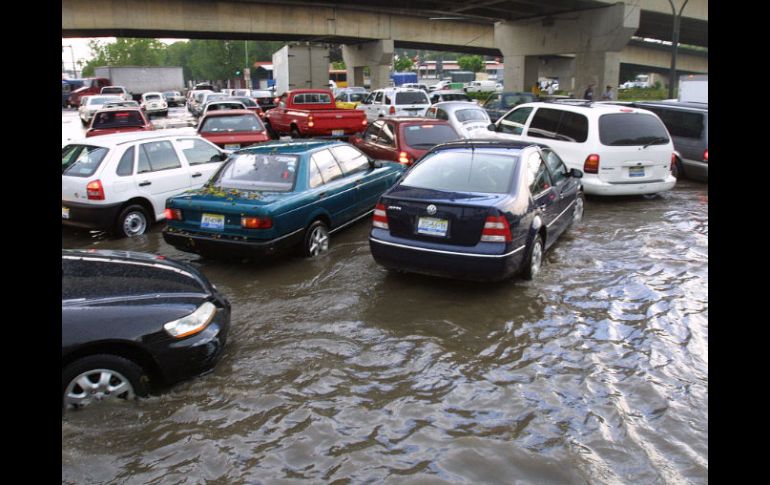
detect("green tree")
[81,38,166,76]
[394,56,414,72]
[457,55,485,73]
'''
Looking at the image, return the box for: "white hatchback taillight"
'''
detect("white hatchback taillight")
[480,215,512,243]
[86,180,105,200]
[373,203,389,230]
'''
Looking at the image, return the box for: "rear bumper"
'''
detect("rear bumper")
[163,226,304,258]
[681,158,708,181]
[62,200,123,231]
[369,230,526,281]
[582,175,677,196]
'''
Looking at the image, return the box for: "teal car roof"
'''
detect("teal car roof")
[237,140,343,154]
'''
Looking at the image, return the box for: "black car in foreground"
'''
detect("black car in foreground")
[62,249,231,411]
[369,140,584,281]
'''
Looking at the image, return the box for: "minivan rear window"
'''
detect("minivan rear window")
[599,113,670,146]
[395,92,429,105]
[62,145,109,177]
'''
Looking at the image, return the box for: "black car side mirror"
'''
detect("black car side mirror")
[369,159,383,169]
[569,168,583,178]
[487,123,497,132]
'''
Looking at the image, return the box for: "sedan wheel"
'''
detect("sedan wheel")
[572,193,585,224]
[522,235,543,280]
[117,205,149,237]
[62,355,148,411]
[303,221,329,257]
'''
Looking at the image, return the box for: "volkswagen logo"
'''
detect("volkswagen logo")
[426,204,437,215]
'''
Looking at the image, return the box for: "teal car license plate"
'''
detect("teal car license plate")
[417,217,448,237]
[629,166,645,178]
[201,213,225,230]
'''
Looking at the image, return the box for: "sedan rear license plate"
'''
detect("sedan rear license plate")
[417,217,448,237]
[629,166,645,178]
[332,130,344,136]
[62,207,70,219]
[224,143,240,150]
[201,213,225,230]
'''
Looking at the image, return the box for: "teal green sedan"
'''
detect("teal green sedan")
[162,140,405,258]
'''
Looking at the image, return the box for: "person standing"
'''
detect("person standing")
[601,85,614,100]
[583,84,594,101]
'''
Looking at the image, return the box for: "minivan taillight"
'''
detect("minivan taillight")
[389,106,396,115]
[703,148,708,162]
[671,153,677,173]
[584,154,600,174]
[373,203,389,230]
[480,215,512,243]
[86,180,105,200]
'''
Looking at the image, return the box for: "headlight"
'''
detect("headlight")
[163,301,217,338]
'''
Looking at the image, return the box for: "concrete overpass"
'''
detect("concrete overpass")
[62,0,708,93]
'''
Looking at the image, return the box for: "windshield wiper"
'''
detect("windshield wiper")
[643,137,668,149]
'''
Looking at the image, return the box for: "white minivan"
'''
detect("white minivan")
[62,131,227,237]
[464,80,497,93]
[357,88,431,121]
[487,102,676,195]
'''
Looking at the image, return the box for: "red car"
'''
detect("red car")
[350,117,460,166]
[197,110,271,150]
[85,108,153,138]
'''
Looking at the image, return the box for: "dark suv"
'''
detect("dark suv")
[632,101,708,181]
[482,91,538,123]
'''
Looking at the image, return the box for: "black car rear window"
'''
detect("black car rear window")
[402,150,517,194]
[62,145,109,177]
[402,124,459,149]
[395,92,429,105]
[599,113,670,146]
[92,110,145,128]
[644,107,705,139]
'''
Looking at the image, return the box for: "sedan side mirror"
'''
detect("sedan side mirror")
[569,168,583,178]
[368,158,383,169]
[487,123,497,132]
[219,152,229,161]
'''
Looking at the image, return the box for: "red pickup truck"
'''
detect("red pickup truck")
[265,89,368,138]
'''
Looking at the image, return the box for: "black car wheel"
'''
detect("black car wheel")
[290,126,301,139]
[62,355,149,411]
[116,205,149,237]
[672,157,685,179]
[522,234,544,280]
[570,192,585,226]
[302,220,329,257]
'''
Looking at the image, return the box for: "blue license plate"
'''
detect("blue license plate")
[417,217,448,237]
[201,213,224,230]
[629,166,645,178]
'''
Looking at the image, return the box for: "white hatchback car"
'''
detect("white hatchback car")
[487,102,676,195]
[140,92,168,117]
[62,131,227,237]
[357,87,431,121]
[425,101,492,139]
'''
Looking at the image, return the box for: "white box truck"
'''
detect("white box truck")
[94,66,185,100]
[272,45,330,95]
[678,74,708,104]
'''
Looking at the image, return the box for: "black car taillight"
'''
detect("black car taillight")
[480,215,512,243]
[373,203,389,230]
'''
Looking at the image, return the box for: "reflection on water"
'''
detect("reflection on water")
[62,181,707,484]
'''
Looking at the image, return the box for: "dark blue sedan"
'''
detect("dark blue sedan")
[369,140,585,281]
[163,140,405,258]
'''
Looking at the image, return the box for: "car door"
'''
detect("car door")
[525,150,560,247]
[375,120,399,162]
[495,106,534,139]
[175,137,226,186]
[357,120,385,159]
[308,148,358,227]
[541,148,579,237]
[134,139,192,219]
[330,144,386,215]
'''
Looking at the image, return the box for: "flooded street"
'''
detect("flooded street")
[62,176,707,484]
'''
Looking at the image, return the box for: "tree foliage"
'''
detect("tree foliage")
[457,55,485,73]
[394,56,414,72]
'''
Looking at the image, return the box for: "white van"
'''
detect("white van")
[464,80,498,93]
[487,102,676,196]
[357,87,431,121]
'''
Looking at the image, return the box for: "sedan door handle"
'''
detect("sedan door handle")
[138,181,152,187]
[192,172,202,178]
[318,192,328,199]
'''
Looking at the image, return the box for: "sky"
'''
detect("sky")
[62,37,188,74]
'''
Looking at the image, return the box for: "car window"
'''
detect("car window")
[331,145,370,174]
[210,153,298,192]
[310,149,344,184]
[434,109,449,121]
[92,110,146,128]
[402,150,516,194]
[374,92,383,103]
[395,92,429,105]
[137,140,182,173]
[484,94,500,109]
[379,122,396,146]
[455,109,489,123]
[599,113,670,146]
[62,145,109,177]
[402,124,459,149]
[178,138,222,166]
[116,146,135,176]
[200,114,264,133]
[542,149,568,185]
[309,158,325,188]
[526,152,552,195]
[499,107,533,135]
[646,107,705,139]
[527,108,588,143]
[364,121,383,143]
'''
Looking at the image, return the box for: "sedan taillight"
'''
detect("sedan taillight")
[480,215,512,243]
[373,203,389,230]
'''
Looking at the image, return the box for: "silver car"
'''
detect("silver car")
[425,101,492,139]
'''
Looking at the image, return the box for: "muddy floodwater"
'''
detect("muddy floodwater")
[62,181,708,484]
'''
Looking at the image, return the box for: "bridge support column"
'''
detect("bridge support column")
[494,2,638,96]
[342,40,394,90]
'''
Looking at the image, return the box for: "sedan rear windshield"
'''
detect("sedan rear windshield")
[211,153,298,192]
[395,92,429,105]
[455,109,489,123]
[599,113,670,146]
[62,145,109,177]
[88,96,120,105]
[144,94,162,101]
[92,110,145,128]
[348,93,367,102]
[101,88,124,94]
[402,124,459,149]
[441,94,470,101]
[402,150,516,194]
[200,114,264,133]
